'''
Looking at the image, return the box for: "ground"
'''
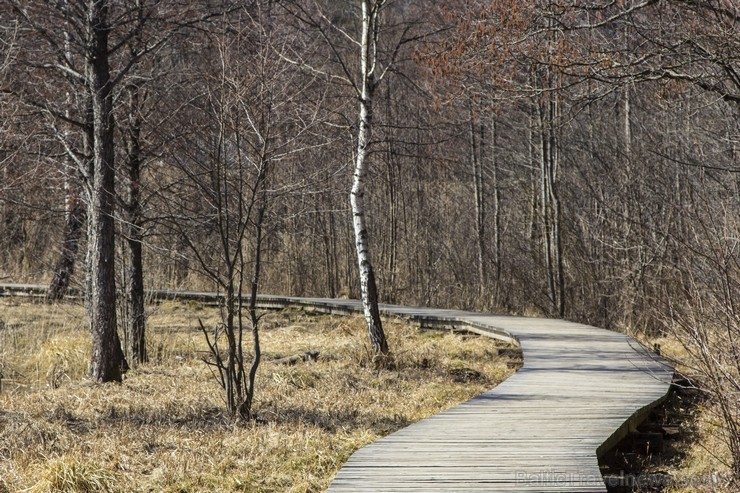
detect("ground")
[0,298,517,493]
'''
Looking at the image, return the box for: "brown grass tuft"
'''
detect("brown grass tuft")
[25,456,120,493]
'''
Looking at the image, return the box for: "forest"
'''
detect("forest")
[0,0,738,491]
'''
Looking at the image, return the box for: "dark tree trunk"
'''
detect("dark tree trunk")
[46,196,85,302]
[241,204,266,420]
[125,84,146,366]
[126,208,146,366]
[491,119,502,288]
[86,0,126,382]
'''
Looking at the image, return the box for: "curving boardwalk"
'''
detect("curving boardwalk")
[0,285,673,492]
[282,298,673,493]
[266,299,673,493]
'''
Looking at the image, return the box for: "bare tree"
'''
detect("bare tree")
[45,6,86,303]
[0,14,24,271]
[159,4,324,417]
[282,0,427,363]
[350,0,390,359]
[7,0,131,381]
[121,79,147,365]
[113,0,230,367]
[84,0,128,382]
[661,199,740,476]
[7,0,230,378]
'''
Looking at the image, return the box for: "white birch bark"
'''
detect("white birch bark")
[350,0,388,358]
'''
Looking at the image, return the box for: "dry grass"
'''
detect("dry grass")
[660,411,736,493]
[0,298,517,492]
[640,334,736,493]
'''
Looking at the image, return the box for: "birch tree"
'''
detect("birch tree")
[282,0,426,363]
[351,0,389,359]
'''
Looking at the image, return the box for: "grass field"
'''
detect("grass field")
[0,298,518,492]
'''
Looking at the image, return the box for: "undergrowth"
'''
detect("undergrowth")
[634,334,737,493]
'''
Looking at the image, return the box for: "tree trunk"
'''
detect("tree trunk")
[384,88,398,303]
[538,97,565,317]
[491,118,502,292]
[623,85,632,160]
[527,114,538,249]
[469,107,486,299]
[241,204,265,420]
[539,14,566,318]
[86,0,126,382]
[351,0,389,360]
[384,149,399,304]
[549,95,565,318]
[47,18,83,303]
[539,101,557,314]
[318,199,337,298]
[46,196,85,302]
[125,84,146,366]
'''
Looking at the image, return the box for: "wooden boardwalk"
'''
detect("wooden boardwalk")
[284,299,673,493]
[0,285,673,492]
